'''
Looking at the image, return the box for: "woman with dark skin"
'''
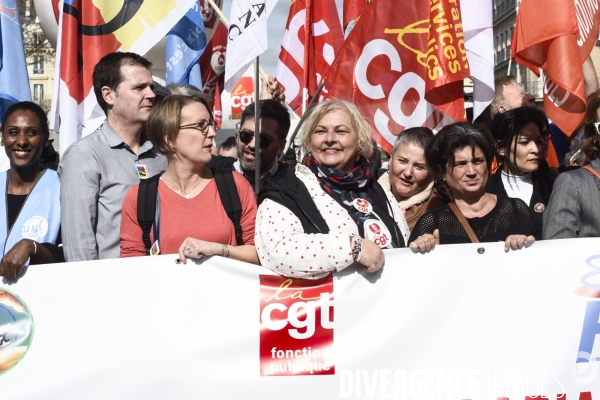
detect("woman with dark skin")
[0,102,63,280]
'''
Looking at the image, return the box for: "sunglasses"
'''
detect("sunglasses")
[179,119,216,135]
[238,130,273,149]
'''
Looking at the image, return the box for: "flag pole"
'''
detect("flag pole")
[207,0,271,84]
[278,79,326,162]
[254,56,261,194]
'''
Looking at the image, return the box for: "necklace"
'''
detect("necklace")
[161,174,203,199]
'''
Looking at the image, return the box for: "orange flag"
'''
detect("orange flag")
[424,0,471,122]
[512,0,600,136]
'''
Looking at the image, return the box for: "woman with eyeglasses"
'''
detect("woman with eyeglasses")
[256,100,410,279]
[486,107,557,232]
[120,95,259,263]
[543,89,600,239]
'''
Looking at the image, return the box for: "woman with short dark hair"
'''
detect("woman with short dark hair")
[408,122,539,252]
[378,127,443,231]
[0,102,64,279]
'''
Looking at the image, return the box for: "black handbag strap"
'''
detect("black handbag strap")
[137,173,162,254]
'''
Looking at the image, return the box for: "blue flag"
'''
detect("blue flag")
[166,0,207,88]
[0,0,31,122]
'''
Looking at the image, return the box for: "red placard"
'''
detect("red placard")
[259,275,334,377]
[229,76,255,120]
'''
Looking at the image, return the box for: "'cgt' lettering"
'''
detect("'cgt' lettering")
[261,293,334,339]
[355,39,434,145]
[231,95,254,109]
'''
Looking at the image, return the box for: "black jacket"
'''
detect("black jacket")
[486,161,557,230]
[258,164,406,247]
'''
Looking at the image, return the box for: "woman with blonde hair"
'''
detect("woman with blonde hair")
[543,89,600,238]
[256,100,409,279]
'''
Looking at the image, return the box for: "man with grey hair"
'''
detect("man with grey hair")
[489,76,536,119]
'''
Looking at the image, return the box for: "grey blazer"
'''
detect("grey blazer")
[543,158,600,239]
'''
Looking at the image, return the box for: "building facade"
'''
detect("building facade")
[21,0,55,113]
[493,0,600,103]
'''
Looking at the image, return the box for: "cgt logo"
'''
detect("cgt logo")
[259,275,334,376]
[229,76,254,119]
[575,255,600,363]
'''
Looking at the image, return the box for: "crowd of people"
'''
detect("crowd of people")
[0,51,598,280]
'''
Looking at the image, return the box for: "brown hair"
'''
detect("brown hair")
[581,89,600,161]
[146,94,213,159]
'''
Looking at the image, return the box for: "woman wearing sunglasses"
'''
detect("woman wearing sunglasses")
[120,95,259,263]
[544,89,600,239]
[256,100,410,279]
[487,107,557,232]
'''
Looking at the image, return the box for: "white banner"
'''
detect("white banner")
[1,238,600,399]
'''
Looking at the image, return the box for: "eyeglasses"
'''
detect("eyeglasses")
[238,130,274,149]
[179,119,216,135]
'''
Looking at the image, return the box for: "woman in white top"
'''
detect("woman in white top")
[256,100,409,279]
[486,107,557,232]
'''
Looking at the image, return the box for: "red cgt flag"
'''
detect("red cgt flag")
[323,0,466,154]
[276,0,344,115]
[200,21,227,102]
[512,0,600,136]
[343,0,368,34]
[213,81,223,129]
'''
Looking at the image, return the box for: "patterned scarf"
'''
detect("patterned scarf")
[303,152,375,236]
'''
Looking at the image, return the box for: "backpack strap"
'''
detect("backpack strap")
[583,165,600,180]
[212,168,244,245]
[137,173,162,255]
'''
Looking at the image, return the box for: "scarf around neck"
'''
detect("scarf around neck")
[303,153,376,236]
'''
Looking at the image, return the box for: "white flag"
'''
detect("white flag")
[224,0,279,92]
[460,0,494,121]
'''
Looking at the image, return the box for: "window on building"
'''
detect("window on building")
[33,84,44,104]
[33,55,44,75]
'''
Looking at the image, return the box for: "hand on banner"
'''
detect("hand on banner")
[0,239,36,280]
[409,229,440,253]
[177,237,222,264]
[359,239,385,273]
[503,235,535,252]
[260,76,286,106]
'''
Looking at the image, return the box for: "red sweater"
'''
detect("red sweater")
[120,172,256,257]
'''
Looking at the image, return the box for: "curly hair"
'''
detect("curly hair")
[425,122,496,182]
[300,100,374,158]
